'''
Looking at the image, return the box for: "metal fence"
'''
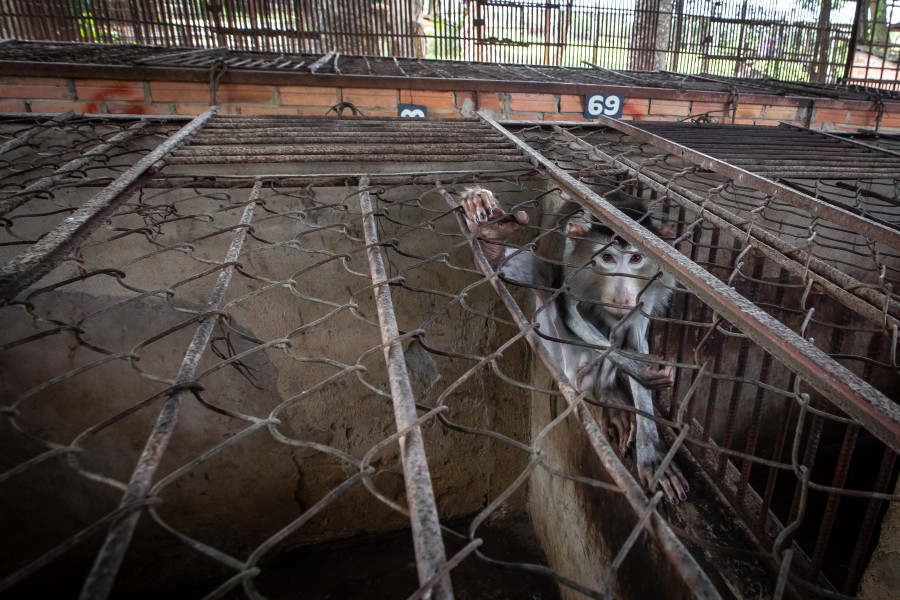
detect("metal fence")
[0,0,872,83]
[846,0,900,88]
[1,109,899,598]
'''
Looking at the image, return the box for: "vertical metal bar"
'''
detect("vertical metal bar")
[807,424,861,583]
[79,180,260,600]
[0,107,218,305]
[758,373,798,533]
[358,177,453,600]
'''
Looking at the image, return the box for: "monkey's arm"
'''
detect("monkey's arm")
[562,296,674,390]
[627,324,689,504]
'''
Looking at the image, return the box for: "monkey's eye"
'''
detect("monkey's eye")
[601,253,615,264]
[629,253,643,264]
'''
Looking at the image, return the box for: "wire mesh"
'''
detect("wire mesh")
[0,111,898,599]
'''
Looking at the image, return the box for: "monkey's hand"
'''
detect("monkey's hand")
[636,442,689,505]
[600,387,636,457]
[635,362,675,390]
[458,186,528,244]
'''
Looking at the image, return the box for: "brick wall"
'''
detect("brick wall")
[1,74,899,132]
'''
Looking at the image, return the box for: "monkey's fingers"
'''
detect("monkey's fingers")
[601,409,633,456]
[659,464,689,504]
[459,189,499,223]
[658,475,679,505]
[623,416,636,454]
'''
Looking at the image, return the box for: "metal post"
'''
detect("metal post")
[358,177,453,600]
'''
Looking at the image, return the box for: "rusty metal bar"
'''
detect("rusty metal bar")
[0,107,218,305]
[164,153,525,164]
[482,111,900,455]
[78,180,260,600]
[0,121,148,217]
[0,110,74,156]
[779,121,900,160]
[190,133,507,145]
[358,177,453,600]
[595,116,900,252]
[173,144,519,157]
[436,184,722,600]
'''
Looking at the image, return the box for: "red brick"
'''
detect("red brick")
[476,92,506,111]
[400,90,454,110]
[559,95,582,113]
[75,79,145,102]
[150,81,210,103]
[622,98,650,115]
[880,111,900,127]
[648,99,691,116]
[215,83,276,104]
[733,104,764,118]
[507,113,542,121]
[0,99,26,111]
[280,86,338,107]
[763,105,800,120]
[848,110,880,127]
[0,78,70,100]
[690,101,731,117]
[341,87,397,109]
[509,93,556,113]
[105,101,172,115]
[30,100,100,114]
[241,105,300,115]
[419,109,459,118]
[357,106,399,117]
[814,108,849,124]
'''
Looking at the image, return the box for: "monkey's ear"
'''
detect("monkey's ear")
[566,220,589,238]
[566,213,591,238]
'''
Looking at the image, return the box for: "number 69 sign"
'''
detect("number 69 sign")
[583,94,625,119]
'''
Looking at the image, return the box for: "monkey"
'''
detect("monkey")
[458,186,689,504]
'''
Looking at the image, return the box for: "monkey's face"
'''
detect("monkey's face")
[566,237,660,320]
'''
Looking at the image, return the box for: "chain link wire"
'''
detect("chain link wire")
[0,113,898,599]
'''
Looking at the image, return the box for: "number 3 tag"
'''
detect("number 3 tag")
[584,94,624,119]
